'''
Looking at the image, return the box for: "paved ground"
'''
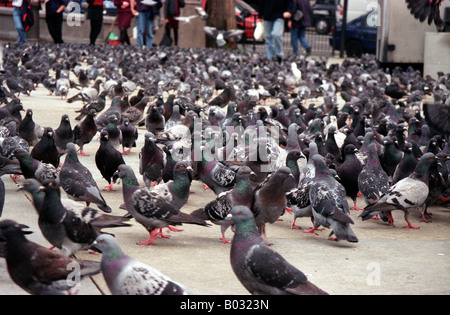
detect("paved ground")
[0,58,449,295]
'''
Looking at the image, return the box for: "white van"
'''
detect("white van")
[336,0,378,23]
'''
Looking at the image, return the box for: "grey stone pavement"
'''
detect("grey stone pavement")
[0,58,449,296]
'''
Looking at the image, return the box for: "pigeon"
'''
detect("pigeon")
[152,161,193,210]
[422,102,450,136]
[285,183,313,230]
[336,144,363,210]
[360,152,437,229]
[381,136,404,180]
[393,142,419,184]
[119,118,138,154]
[0,177,4,217]
[73,109,98,156]
[18,108,44,147]
[174,15,198,24]
[145,104,165,135]
[115,164,210,246]
[54,114,74,156]
[74,91,107,121]
[66,79,101,104]
[357,143,390,206]
[228,206,328,295]
[208,84,236,108]
[95,130,125,191]
[197,143,236,195]
[59,143,112,213]
[252,167,295,237]
[203,26,244,47]
[30,127,60,168]
[308,155,358,243]
[13,148,58,183]
[56,77,70,100]
[405,0,444,30]
[36,180,130,257]
[93,234,192,295]
[0,219,101,295]
[191,166,257,243]
[140,132,166,187]
[0,155,22,177]
[123,96,149,127]
[195,6,208,20]
[101,115,122,150]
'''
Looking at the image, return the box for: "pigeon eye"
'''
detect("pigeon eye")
[237,211,242,215]
[99,239,105,243]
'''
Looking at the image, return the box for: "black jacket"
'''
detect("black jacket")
[288,0,312,28]
[257,0,289,22]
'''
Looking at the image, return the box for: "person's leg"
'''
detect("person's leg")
[272,18,285,60]
[145,17,155,47]
[13,7,27,43]
[136,12,146,47]
[263,20,275,60]
[173,28,178,46]
[46,14,58,44]
[53,13,64,44]
[90,19,103,45]
[290,27,299,55]
[299,27,310,50]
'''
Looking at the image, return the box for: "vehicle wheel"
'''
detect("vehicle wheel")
[346,40,365,58]
[315,19,329,35]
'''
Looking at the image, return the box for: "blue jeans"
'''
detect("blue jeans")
[291,27,310,55]
[263,18,284,60]
[136,11,155,47]
[13,7,27,43]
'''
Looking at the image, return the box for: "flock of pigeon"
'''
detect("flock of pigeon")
[0,35,448,295]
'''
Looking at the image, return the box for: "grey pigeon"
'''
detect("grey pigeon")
[73,109,98,156]
[145,104,165,135]
[38,180,130,257]
[74,91,107,121]
[30,127,60,168]
[228,206,328,295]
[360,152,437,229]
[59,143,112,213]
[95,130,125,191]
[93,234,192,295]
[336,144,363,210]
[13,148,58,183]
[115,164,210,246]
[358,143,390,206]
[0,177,4,217]
[393,142,419,184]
[152,161,193,209]
[0,219,100,295]
[309,155,358,243]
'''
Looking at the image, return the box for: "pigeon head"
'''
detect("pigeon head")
[311,155,331,176]
[0,219,33,241]
[25,109,33,117]
[227,205,255,225]
[173,161,194,177]
[40,179,60,193]
[343,144,358,155]
[100,130,109,141]
[18,178,41,194]
[414,152,437,178]
[92,234,124,259]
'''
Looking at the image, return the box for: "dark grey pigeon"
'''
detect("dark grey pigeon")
[38,180,130,257]
[13,148,58,183]
[285,183,312,230]
[139,132,166,187]
[18,109,44,147]
[54,114,74,156]
[336,144,363,210]
[309,155,358,243]
[393,142,419,184]
[0,219,100,295]
[191,166,257,243]
[95,130,125,191]
[119,118,138,154]
[115,164,210,246]
[145,104,165,135]
[228,206,328,295]
[59,143,112,213]
[0,177,4,217]
[361,152,437,229]
[31,127,60,168]
[93,234,192,295]
[252,167,295,238]
[73,109,98,156]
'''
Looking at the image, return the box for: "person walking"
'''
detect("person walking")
[42,0,68,44]
[114,0,133,44]
[130,0,162,47]
[87,0,104,45]
[257,0,290,63]
[11,0,27,43]
[164,0,185,46]
[288,0,312,56]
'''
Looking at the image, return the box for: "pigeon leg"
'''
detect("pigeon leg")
[303,227,322,235]
[77,148,89,156]
[387,212,395,227]
[103,183,115,191]
[166,225,183,232]
[285,207,293,214]
[290,218,301,230]
[203,184,210,191]
[156,228,171,239]
[350,200,364,211]
[403,212,420,229]
[220,233,232,244]
[137,229,160,245]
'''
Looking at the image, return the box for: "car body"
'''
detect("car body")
[336,0,378,24]
[330,11,377,57]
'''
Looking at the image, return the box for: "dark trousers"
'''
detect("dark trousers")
[46,13,64,44]
[90,19,103,45]
[165,24,178,46]
[119,26,130,45]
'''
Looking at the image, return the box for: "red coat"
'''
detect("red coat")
[114,0,133,28]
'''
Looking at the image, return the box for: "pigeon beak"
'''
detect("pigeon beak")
[186,166,194,172]
[225,213,234,223]
[250,171,256,176]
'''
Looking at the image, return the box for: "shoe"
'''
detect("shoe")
[276,56,282,64]
[306,47,311,56]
